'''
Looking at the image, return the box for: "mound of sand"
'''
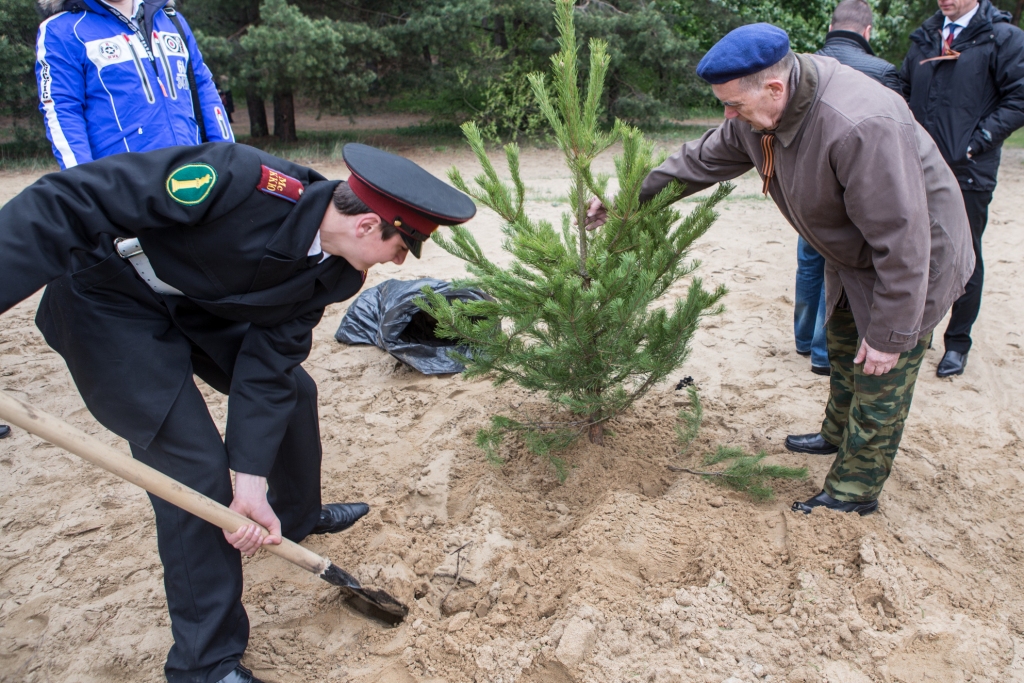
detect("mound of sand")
[2,143,1023,683]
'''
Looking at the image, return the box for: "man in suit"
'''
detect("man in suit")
[900,0,1024,377]
[0,142,475,683]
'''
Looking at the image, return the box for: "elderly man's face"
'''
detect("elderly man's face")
[712,78,788,132]
[938,0,978,22]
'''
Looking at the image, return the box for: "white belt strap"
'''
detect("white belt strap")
[114,237,184,296]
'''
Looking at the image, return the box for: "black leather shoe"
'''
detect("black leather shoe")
[0,424,10,439]
[937,350,967,378]
[311,502,370,535]
[796,349,811,357]
[810,365,830,376]
[784,433,838,455]
[217,665,265,683]
[791,490,877,516]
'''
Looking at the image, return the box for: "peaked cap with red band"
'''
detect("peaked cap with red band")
[343,143,476,258]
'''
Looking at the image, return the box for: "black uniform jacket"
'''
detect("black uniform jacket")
[816,30,902,93]
[0,143,365,476]
[900,0,1024,191]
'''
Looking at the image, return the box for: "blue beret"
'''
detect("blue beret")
[696,23,791,85]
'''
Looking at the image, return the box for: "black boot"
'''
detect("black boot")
[784,433,838,455]
[791,490,877,516]
[217,665,265,683]
[311,503,370,534]
[937,350,967,378]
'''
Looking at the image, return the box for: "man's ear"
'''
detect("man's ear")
[863,25,872,41]
[354,213,382,237]
[766,78,786,99]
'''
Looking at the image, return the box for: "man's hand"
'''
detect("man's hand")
[584,197,608,231]
[224,473,282,557]
[853,339,901,376]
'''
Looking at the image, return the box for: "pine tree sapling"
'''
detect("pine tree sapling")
[683,446,809,501]
[675,386,703,455]
[418,0,731,464]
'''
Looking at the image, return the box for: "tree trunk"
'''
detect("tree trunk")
[588,420,604,446]
[273,90,297,142]
[1015,0,1024,26]
[245,89,269,138]
[493,14,508,50]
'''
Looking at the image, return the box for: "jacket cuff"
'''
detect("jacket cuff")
[865,327,919,355]
[969,128,993,157]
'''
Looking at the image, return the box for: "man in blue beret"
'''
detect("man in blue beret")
[587,23,973,516]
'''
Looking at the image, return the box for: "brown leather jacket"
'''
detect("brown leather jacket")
[641,54,974,353]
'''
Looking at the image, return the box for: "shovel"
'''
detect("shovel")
[0,389,408,626]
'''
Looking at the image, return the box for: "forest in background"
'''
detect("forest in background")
[3,0,1024,156]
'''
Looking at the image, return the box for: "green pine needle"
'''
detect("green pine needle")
[675,387,703,453]
[425,0,731,475]
[691,447,808,501]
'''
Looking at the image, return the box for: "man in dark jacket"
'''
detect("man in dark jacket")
[794,0,904,376]
[900,0,1024,377]
[0,142,475,683]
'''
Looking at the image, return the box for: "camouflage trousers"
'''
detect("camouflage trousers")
[819,307,931,502]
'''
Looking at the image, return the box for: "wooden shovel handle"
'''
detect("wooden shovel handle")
[0,390,329,577]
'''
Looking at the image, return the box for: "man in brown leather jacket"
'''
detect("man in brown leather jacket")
[587,23,973,516]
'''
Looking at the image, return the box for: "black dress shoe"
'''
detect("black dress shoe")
[791,490,877,516]
[937,350,967,378]
[784,433,838,455]
[0,424,10,439]
[311,502,370,535]
[217,665,265,683]
[796,349,811,357]
[810,365,830,376]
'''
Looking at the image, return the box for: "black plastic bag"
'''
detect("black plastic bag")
[335,278,489,375]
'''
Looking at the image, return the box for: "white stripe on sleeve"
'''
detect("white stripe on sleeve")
[37,14,79,169]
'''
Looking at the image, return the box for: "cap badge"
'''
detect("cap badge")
[167,163,217,206]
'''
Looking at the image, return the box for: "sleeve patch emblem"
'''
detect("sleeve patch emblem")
[166,163,217,205]
[258,165,304,203]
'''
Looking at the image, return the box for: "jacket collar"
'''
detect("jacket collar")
[914,0,1007,48]
[774,53,818,148]
[40,0,171,19]
[823,30,875,55]
[264,180,339,261]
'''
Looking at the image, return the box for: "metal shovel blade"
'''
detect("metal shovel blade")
[320,563,408,626]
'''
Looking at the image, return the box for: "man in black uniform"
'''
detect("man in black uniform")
[0,142,476,683]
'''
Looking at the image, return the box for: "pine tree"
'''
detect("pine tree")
[418,0,731,465]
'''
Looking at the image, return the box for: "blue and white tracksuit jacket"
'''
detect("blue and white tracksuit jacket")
[36,0,233,169]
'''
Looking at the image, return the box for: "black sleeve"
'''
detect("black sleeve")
[0,143,261,314]
[971,27,1024,155]
[882,63,904,94]
[897,53,914,102]
[224,307,324,476]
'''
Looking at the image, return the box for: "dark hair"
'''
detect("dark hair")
[831,0,872,32]
[332,181,399,239]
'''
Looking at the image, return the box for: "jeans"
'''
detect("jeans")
[794,236,828,368]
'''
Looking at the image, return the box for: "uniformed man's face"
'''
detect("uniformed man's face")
[318,209,410,270]
[712,77,788,132]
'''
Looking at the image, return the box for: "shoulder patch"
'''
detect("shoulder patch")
[258,165,305,203]
[167,163,217,205]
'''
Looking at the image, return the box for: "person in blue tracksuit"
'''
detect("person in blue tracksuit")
[35,0,234,170]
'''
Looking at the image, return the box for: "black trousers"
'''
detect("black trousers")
[37,266,323,683]
[944,189,994,354]
[132,364,322,683]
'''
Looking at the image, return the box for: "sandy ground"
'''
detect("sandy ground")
[2,140,1024,683]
